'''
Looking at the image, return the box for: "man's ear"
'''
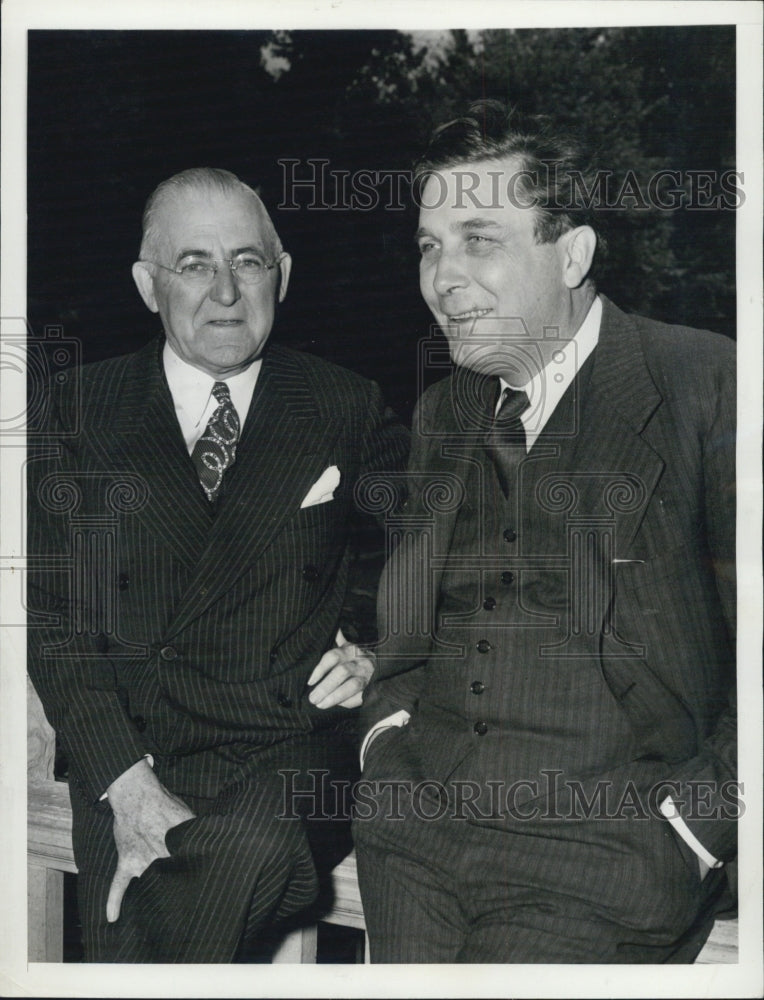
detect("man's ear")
[132,262,159,313]
[277,252,292,303]
[560,226,597,289]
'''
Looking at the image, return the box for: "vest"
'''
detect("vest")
[415,359,642,800]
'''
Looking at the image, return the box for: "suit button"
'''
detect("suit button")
[132,715,147,733]
[470,680,485,695]
[476,639,492,654]
[118,573,129,591]
[474,721,488,736]
[269,648,278,664]
[483,597,496,611]
[277,693,293,708]
[503,528,517,543]
[160,645,178,661]
[302,565,320,582]
[500,571,515,586]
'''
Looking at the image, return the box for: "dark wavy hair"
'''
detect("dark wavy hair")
[413,100,608,269]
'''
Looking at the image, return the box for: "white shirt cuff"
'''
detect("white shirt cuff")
[99,753,154,801]
[360,710,410,768]
[659,795,723,869]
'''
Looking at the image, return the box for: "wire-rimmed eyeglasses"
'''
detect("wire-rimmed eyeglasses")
[141,251,286,286]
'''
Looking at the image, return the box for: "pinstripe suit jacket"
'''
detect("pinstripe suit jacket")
[28,337,409,873]
[361,296,737,866]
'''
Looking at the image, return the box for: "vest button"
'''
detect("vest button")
[160,645,178,661]
[302,564,320,582]
[476,639,492,654]
[474,721,488,736]
[118,573,129,591]
[503,528,517,543]
[132,714,147,733]
[500,571,515,586]
[277,693,293,708]
[483,597,496,611]
[269,648,278,664]
[470,680,485,695]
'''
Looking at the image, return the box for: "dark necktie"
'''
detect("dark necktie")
[191,381,240,502]
[484,385,530,498]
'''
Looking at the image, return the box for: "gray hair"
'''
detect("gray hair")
[138,167,282,261]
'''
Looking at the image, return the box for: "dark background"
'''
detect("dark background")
[27,27,736,421]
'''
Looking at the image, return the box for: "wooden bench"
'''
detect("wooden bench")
[27,679,736,963]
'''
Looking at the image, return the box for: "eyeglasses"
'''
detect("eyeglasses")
[142,251,286,286]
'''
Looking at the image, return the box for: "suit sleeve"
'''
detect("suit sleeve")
[27,398,150,804]
[337,379,410,647]
[664,351,738,863]
[359,390,436,735]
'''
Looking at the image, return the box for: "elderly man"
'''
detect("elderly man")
[27,167,408,962]
[354,102,736,963]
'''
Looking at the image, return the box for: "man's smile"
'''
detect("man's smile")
[443,307,493,323]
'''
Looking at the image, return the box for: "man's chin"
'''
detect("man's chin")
[449,343,541,384]
[449,346,495,375]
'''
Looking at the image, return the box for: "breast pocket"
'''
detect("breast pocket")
[614,545,694,604]
[292,496,341,528]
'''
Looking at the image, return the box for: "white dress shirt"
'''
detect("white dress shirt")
[499,294,601,443]
[162,341,262,453]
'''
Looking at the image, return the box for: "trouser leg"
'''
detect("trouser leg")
[80,773,318,963]
[354,772,725,964]
[354,818,466,963]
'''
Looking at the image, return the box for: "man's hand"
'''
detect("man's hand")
[104,758,196,922]
[307,629,375,709]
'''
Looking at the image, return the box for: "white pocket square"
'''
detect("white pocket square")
[300,465,341,508]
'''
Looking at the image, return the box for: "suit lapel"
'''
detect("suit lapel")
[572,296,666,557]
[432,363,495,545]
[412,368,494,635]
[164,346,342,636]
[90,340,212,570]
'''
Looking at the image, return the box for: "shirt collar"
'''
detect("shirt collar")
[162,341,262,429]
[500,295,602,446]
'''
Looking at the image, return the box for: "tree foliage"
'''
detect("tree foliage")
[28,27,736,419]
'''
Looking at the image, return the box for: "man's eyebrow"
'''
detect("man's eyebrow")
[414,219,506,242]
[175,245,266,261]
[175,248,214,261]
[454,218,505,233]
[231,245,267,257]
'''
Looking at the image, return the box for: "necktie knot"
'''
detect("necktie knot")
[495,386,530,426]
[211,381,231,406]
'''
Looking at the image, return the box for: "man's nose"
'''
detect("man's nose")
[209,262,241,305]
[432,251,469,296]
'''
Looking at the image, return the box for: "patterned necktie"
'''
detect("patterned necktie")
[191,381,240,502]
[484,385,530,498]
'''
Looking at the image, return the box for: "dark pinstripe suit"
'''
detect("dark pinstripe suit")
[27,336,409,961]
[355,297,736,962]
